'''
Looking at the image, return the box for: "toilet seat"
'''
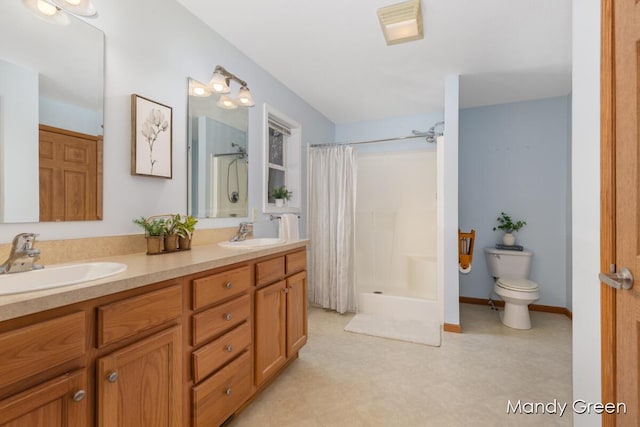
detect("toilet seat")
[496,278,539,292]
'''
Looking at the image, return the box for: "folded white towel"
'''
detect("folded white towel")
[279,214,299,241]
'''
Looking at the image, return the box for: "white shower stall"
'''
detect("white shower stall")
[346,149,441,345]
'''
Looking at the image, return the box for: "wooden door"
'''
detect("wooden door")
[96,327,182,427]
[0,370,88,426]
[254,280,287,385]
[602,0,640,424]
[39,124,101,221]
[286,271,307,357]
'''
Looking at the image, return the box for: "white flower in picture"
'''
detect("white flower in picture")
[141,109,169,174]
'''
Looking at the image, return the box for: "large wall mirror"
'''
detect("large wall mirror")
[0,2,104,223]
[187,78,249,219]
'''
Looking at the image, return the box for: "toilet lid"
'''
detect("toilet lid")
[496,278,539,292]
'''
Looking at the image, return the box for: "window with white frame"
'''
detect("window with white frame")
[263,104,300,213]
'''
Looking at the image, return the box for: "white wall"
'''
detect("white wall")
[442,75,460,326]
[572,0,602,425]
[0,0,334,242]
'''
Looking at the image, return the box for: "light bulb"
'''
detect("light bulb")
[193,87,206,96]
[37,0,58,15]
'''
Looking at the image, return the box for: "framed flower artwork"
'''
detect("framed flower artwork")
[131,94,173,178]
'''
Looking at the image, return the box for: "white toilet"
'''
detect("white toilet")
[484,248,540,330]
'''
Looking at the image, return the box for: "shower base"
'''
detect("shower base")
[344,313,441,346]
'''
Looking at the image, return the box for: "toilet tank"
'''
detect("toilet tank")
[484,248,533,279]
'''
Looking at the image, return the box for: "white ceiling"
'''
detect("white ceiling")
[177,0,572,124]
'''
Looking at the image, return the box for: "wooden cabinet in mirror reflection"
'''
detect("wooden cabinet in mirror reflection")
[39,125,103,221]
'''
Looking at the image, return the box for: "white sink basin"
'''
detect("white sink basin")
[218,238,285,250]
[0,262,127,295]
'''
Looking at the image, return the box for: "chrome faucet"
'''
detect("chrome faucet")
[230,222,253,242]
[0,233,43,274]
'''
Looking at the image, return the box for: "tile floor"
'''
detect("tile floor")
[230,303,572,427]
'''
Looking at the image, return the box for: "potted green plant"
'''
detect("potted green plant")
[174,214,198,250]
[271,186,292,208]
[163,216,179,252]
[493,212,526,246]
[133,216,165,254]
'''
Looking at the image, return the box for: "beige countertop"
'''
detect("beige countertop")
[0,239,309,323]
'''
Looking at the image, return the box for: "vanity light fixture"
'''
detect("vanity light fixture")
[377,0,424,46]
[188,80,212,97]
[217,95,238,110]
[208,65,255,108]
[48,0,96,17]
[22,0,97,24]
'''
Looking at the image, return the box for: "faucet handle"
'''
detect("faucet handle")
[12,233,39,251]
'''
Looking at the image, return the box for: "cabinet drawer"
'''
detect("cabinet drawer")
[97,285,182,347]
[0,312,85,390]
[192,294,250,346]
[192,265,251,310]
[193,351,251,427]
[286,250,306,275]
[192,321,251,383]
[255,256,285,286]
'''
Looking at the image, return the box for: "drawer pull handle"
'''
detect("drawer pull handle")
[107,372,118,383]
[226,344,233,352]
[72,390,86,402]
[225,388,232,396]
[225,281,233,289]
[225,313,233,321]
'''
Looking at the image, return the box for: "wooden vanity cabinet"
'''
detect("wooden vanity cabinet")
[95,285,183,427]
[0,244,307,427]
[189,264,254,427]
[254,249,308,386]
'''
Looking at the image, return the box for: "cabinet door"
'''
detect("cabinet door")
[286,272,308,357]
[254,280,287,385]
[97,326,182,427]
[0,370,88,427]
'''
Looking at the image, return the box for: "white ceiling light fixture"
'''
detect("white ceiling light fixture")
[208,65,255,108]
[377,0,424,46]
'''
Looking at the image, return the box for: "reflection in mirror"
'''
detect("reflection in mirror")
[0,2,104,223]
[187,78,249,219]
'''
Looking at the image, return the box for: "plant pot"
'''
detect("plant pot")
[178,236,192,250]
[502,232,516,246]
[164,234,179,252]
[275,198,285,208]
[146,236,163,255]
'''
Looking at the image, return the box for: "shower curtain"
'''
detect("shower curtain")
[308,145,357,314]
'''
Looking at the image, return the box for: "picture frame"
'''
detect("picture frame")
[131,94,173,178]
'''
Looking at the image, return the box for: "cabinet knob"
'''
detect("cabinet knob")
[225,313,233,321]
[225,281,233,289]
[226,344,233,353]
[72,390,86,402]
[225,388,232,396]
[107,372,118,383]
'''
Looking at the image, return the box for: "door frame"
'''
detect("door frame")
[600,0,616,426]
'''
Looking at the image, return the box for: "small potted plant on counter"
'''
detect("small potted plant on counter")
[271,186,292,208]
[493,212,526,246]
[133,216,165,254]
[163,216,179,252]
[174,214,198,250]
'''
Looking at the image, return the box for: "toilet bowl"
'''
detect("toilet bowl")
[494,278,539,329]
[484,248,540,330]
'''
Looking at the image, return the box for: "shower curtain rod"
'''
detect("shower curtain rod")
[309,134,427,148]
